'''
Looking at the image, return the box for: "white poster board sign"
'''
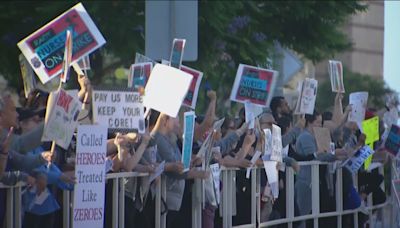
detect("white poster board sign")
[348,91,368,126]
[143,64,193,117]
[295,78,318,114]
[73,125,107,228]
[263,129,272,158]
[245,102,263,129]
[263,160,279,198]
[210,163,221,205]
[246,150,262,179]
[92,90,145,133]
[17,3,106,84]
[270,124,283,162]
[328,60,345,93]
[42,89,81,149]
[161,60,203,109]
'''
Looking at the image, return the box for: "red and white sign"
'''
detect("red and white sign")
[17,3,106,84]
[230,64,278,107]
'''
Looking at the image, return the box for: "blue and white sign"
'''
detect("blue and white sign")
[182,111,195,171]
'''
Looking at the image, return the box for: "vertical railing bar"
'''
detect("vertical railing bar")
[155,176,161,228]
[112,178,119,228]
[118,177,125,228]
[6,187,14,228]
[63,190,70,228]
[251,167,257,227]
[15,186,22,228]
[161,175,167,228]
[336,168,343,228]
[311,164,320,228]
[256,168,261,225]
[222,169,228,228]
[287,166,294,228]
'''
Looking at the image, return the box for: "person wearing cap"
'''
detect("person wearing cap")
[0,92,45,154]
[17,107,45,134]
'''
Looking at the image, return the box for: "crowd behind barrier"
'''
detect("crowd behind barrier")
[1,159,398,228]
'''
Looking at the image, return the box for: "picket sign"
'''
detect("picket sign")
[17,3,106,84]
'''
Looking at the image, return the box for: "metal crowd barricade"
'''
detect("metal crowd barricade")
[0,182,24,228]
[1,159,395,228]
[217,160,393,228]
[61,171,168,228]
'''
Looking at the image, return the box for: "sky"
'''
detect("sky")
[384,1,400,96]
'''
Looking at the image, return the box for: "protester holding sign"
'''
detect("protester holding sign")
[295,111,336,220]
[150,113,208,228]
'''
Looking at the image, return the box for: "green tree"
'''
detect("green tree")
[0,1,366,112]
[316,68,395,112]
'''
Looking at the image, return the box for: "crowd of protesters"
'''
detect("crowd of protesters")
[0,69,397,228]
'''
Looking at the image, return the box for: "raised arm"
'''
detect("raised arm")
[194,90,217,141]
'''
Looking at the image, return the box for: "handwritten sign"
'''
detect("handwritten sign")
[169,39,186,69]
[230,64,278,107]
[42,89,81,149]
[385,125,400,156]
[161,60,203,109]
[294,78,318,114]
[143,64,193,118]
[17,3,106,84]
[328,60,345,93]
[313,127,332,153]
[348,92,368,126]
[210,163,221,205]
[73,125,107,228]
[182,111,195,172]
[92,90,145,133]
[128,62,153,92]
[263,129,272,157]
[362,116,379,144]
[271,124,283,162]
[344,145,375,174]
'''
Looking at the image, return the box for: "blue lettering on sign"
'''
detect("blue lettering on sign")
[35,27,78,60]
[240,76,267,90]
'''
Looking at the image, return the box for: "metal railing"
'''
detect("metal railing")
[218,160,393,228]
[0,182,24,228]
[1,160,395,228]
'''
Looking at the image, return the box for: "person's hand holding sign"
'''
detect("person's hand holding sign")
[78,74,92,103]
